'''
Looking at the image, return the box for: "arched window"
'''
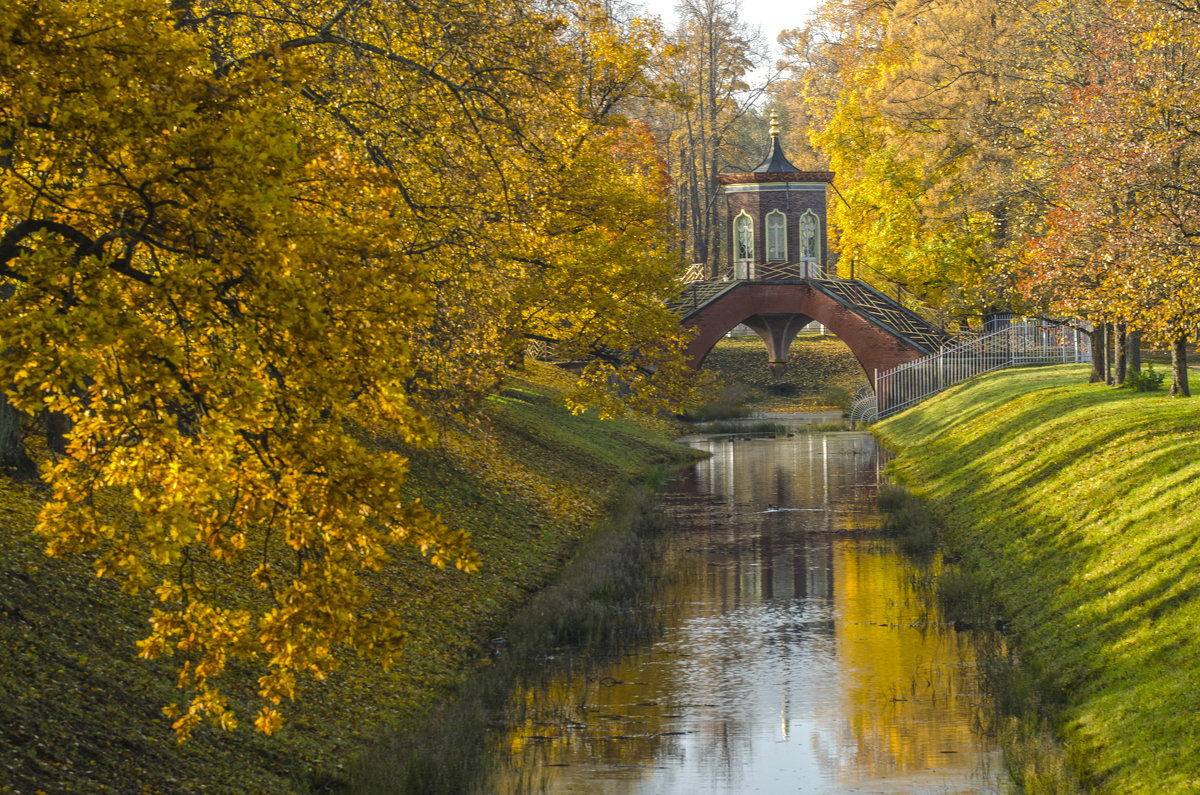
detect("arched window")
[733,211,754,278]
[766,210,787,261]
[798,211,820,276]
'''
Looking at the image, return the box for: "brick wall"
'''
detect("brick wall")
[718,172,837,277]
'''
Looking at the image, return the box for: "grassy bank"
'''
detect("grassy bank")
[877,364,1200,793]
[0,362,699,793]
[689,334,868,417]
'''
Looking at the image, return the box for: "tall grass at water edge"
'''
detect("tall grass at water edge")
[876,363,1200,794]
[685,419,850,436]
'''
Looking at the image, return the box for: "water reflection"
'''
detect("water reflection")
[488,431,1004,794]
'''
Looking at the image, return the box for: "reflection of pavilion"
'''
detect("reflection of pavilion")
[684,433,881,529]
[667,433,884,611]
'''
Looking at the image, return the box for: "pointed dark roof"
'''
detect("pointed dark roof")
[716,111,835,185]
[751,133,800,174]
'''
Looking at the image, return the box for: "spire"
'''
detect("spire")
[752,111,799,174]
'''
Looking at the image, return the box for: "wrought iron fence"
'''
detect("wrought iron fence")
[860,319,1091,420]
[849,385,879,423]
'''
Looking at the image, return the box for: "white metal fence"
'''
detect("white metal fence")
[856,319,1091,421]
[849,385,880,424]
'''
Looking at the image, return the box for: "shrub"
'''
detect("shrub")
[819,386,853,412]
[1124,365,1165,392]
[681,384,755,421]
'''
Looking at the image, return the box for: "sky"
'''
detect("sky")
[635,0,825,75]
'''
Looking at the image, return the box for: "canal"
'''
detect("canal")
[484,421,1006,793]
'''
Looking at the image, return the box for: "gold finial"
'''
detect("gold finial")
[770,110,781,138]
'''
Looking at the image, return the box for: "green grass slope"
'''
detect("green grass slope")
[877,364,1200,794]
[0,362,698,793]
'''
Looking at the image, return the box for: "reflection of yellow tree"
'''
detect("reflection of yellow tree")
[492,539,987,791]
[829,541,979,782]
[488,436,990,791]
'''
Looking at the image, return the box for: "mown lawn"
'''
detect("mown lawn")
[0,361,698,793]
[878,364,1200,794]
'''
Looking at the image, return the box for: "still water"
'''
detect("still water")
[487,426,1005,793]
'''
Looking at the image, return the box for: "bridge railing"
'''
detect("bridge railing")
[755,261,823,280]
[862,319,1091,420]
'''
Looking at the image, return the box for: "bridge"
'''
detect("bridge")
[669,113,953,391]
[670,276,949,388]
[662,116,1092,416]
[666,114,1087,412]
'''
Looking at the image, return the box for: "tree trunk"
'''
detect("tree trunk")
[1104,323,1114,385]
[1088,325,1106,383]
[45,410,71,455]
[1170,334,1190,397]
[0,393,35,479]
[684,119,704,270]
[1128,330,1141,373]
[1115,323,1127,386]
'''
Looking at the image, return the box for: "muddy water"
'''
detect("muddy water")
[486,429,1006,794]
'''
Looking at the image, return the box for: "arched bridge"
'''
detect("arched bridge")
[671,278,949,387]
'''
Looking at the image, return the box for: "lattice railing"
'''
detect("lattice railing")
[755,260,823,280]
[680,262,707,283]
[666,280,737,314]
[811,279,947,354]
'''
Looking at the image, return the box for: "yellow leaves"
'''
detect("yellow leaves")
[251,563,273,591]
[254,707,284,736]
[165,683,238,741]
[2,0,700,744]
[257,669,297,705]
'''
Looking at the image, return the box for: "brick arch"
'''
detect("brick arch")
[682,282,928,387]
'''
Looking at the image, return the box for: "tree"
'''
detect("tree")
[1,0,697,738]
[1022,0,1200,395]
[777,0,980,310]
[0,396,34,477]
[2,0,471,737]
[779,0,1065,319]
[651,0,767,275]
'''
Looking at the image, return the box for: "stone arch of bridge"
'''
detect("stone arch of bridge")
[682,282,928,387]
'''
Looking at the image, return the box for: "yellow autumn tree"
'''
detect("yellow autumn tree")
[1024,0,1200,394]
[165,0,697,422]
[1,0,696,737]
[781,0,1060,319]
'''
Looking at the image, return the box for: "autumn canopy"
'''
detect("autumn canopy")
[773,0,1200,390]
[8,0,1200,744]
[0,0,696,736]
